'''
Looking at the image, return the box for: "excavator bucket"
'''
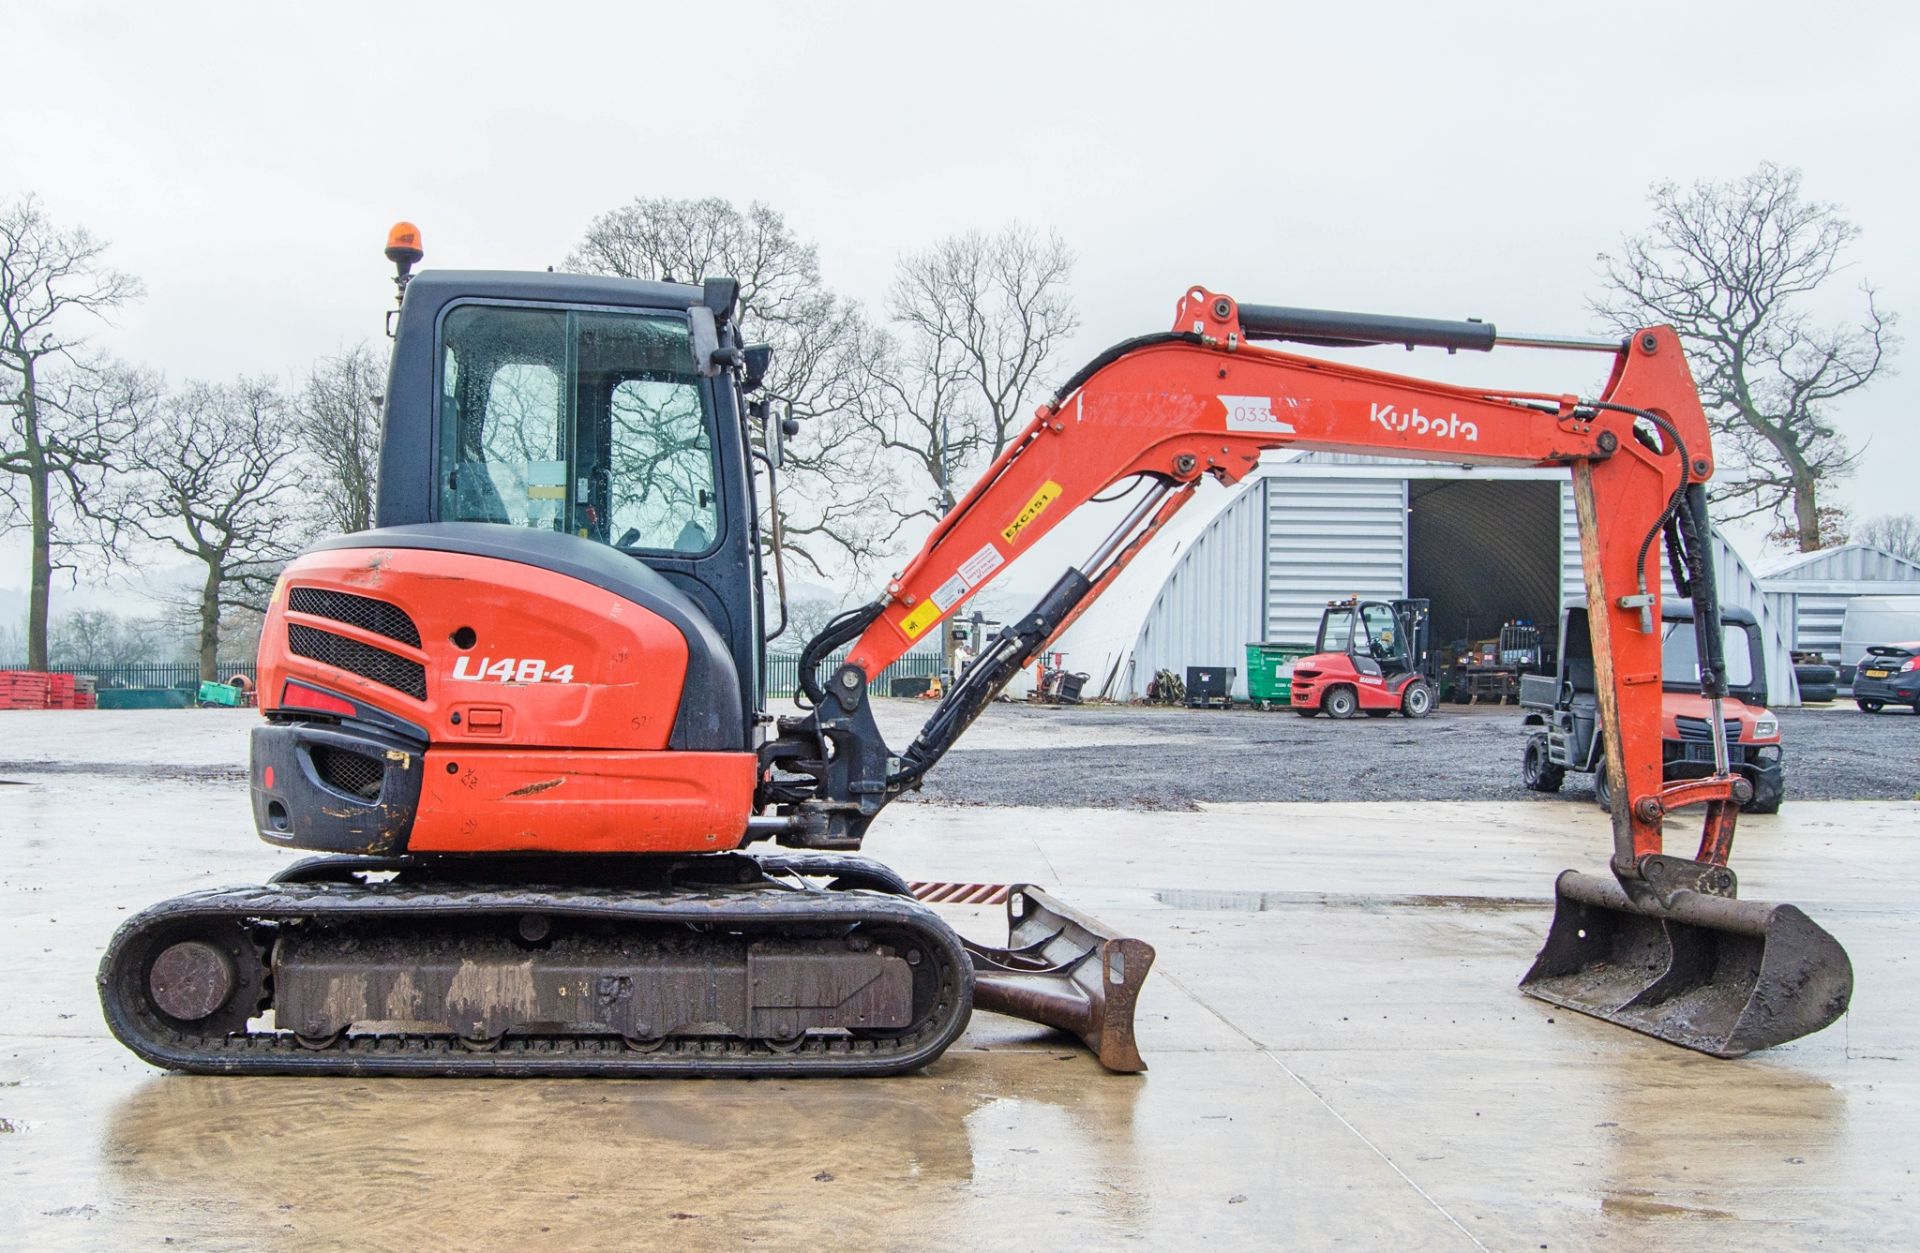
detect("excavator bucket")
[1520,870,1853,1057]
[960,885,1154,1073]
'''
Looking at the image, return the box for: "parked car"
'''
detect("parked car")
[1839,596,1920,687]
[1851,642,1920,713]
[1520,603,1784,814]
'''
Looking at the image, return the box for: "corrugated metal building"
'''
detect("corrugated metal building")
[1060,453,1809,706]
[1754,544,1920,661]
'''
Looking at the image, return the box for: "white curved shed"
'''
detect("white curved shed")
[1058,453,1806,705]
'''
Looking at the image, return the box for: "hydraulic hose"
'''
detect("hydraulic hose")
[1580,400,1692,614]
[796,601,885,707]
[1582,401,1729,769]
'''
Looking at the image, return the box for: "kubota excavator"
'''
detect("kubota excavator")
[98,225,1853,1077]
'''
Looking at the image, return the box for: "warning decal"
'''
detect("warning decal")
[899,599,942,640]
[901,543,1007,641]
[931,573,970,612]
[958,543,1004,587]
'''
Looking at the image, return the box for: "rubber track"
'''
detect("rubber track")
[98,882,974,1078]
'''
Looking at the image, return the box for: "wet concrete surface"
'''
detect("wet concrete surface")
[3,710,1919,1249]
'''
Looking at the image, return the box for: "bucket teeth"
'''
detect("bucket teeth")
[1520,869,1853,1057]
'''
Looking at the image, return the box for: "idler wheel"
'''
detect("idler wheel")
[148,940,236,1023]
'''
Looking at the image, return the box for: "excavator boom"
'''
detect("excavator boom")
[765,285,1850,1057]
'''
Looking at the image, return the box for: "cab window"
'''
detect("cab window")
[437,304,720,554]
[1319,608,1356,653]
[1360,603,1405,664]
[1661,621,1755,688]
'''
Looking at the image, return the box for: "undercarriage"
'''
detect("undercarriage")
[98,853,1149,1077]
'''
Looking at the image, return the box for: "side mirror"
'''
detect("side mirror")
[743,343,774,394]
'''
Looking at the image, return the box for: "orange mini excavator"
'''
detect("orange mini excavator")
[99,227,1852,1076]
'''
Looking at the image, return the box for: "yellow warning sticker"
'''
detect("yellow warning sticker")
[1002,480,1063,544]
[899,599,942,640]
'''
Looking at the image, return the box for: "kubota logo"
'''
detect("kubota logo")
[1370,402,1478,443]
[452,656,576,683]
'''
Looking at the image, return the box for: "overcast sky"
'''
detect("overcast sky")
[5,0,1916,609]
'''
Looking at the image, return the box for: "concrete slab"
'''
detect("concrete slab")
[2,711,1916,1249]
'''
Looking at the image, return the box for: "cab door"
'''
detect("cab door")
[425,299,759,729]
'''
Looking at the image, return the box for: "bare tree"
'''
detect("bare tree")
[870,225,1078,520]
[119,378,310,680]
[48,607,166,669]
[855,319,976,522]
[568,197,899,577]
[0,617,25,664]
[1855,513,1920,562]
[0,194,145,667]
[1594,164,1897,552]
[293,342,384,532]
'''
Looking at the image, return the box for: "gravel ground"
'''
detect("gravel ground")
[1,701,1911,811]
[896,700,1920,810]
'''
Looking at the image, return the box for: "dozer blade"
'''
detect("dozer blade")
[961,885,1154,1073]
[1520,869,1853,1057]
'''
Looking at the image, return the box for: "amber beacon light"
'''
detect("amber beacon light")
[385,221,424,297]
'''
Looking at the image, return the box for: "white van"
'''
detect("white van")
[1840,595,1920,687]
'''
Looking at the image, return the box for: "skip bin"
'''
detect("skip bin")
[97,687,190,710]
[1245,643,1312,708]
[1184,666,1235,709]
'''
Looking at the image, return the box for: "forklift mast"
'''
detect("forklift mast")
[1389,598,1435,680]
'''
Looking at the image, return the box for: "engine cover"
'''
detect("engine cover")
[250,526,755,856]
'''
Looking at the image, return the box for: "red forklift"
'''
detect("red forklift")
[1290,598,1439,718]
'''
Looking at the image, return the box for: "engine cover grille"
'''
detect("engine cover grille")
[287,623,427,701]
[312,746,385,800]
[287,586,423,648]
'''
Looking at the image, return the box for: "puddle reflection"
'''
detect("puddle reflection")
[102,1050,1149,1246]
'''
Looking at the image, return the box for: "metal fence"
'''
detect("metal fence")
[7,654,938,698]
[765,651,943,699]
[0,662,259,690]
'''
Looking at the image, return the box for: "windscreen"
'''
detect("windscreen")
[1359,603,1406,666]
[1318,608,1356,653]
[437,304,719,554]
[1661,621,1756,689]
